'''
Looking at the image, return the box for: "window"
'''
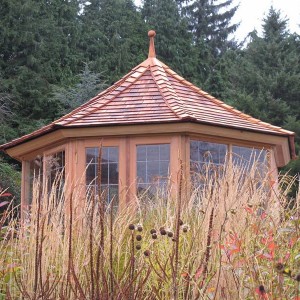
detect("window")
[45,151,65,198]
[28,155,43,204]
[136,144,170,197]
[86,147,119,205]
[232,146,268,178]
[190,140,228,186]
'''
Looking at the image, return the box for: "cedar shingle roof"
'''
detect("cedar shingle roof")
[0,30,295,154]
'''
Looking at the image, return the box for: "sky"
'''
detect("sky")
[135,0,300,41]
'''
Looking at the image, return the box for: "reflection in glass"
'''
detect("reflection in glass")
[136,144,170,198]
[29,155,44,204]
[45,151,65,200]
[86,147,119,205]
[190,140,228,188]
[232,146,268,180]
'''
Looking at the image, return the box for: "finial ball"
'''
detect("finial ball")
[148,30,156,38]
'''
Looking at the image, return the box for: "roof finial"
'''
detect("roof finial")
[148,30,156,58]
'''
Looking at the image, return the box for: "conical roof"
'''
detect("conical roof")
[0,30,295,157]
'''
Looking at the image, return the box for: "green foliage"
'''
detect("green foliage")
[0,159,21,205]
[141,0,196,79]
[53,63,107,115]
[185,0,239,54]
[79,0,147,84]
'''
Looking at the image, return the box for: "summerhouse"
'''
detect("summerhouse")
[0,31,296,210]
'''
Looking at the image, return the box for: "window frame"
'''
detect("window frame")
[130,136,179,199]
[85,145,120,205]
[43,145,66,198]
[79,138,123,205]
[188,134,272,186]
[22,144,67,210]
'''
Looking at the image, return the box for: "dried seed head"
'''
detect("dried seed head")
[160,229,167,235]
[152,233,157,239]
[144,250,150,257]
[179,219,184,226]
[167,232,173,238]
[136,235,142,241]
[137,225,143,232]
[182,226,188,233]
[295,274,300,282]
[258,285,265,294]
[128,224,135,230]
[159,226,165,231]
[136,244,141,250]
[150,229,156,234]
[172,238,177,242]
[275,263,284,272]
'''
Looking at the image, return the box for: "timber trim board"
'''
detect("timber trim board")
[6,123,291,166]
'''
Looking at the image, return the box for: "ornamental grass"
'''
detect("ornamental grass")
[0,163,299,299]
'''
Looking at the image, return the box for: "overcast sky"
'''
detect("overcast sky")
[135,0,300,41]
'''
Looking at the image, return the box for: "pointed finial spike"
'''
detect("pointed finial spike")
[148,30,156,58]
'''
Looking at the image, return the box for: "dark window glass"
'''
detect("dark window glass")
[136,144,170,198]
[45,151,65,200]
[232,146,268,178]
[29,155,44,204]
[86,147,119,206]
[190,140,227,187]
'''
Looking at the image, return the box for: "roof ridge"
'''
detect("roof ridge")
[148,60,181,120]
[150,58,194,120]
[56,65,150,127]
[162,63,293,135]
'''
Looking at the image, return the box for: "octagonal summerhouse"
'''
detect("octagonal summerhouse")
[0,31,296,212]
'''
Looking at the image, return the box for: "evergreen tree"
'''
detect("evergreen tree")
[185,0,239,56]
[0,0,81,122]
[79,0,147,84]
[223,7,300,126]
[53,63,107,114]
[222,7,300,181]
[141,0,196,78]
[177,0,239,93]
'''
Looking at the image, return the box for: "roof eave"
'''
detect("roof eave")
[1,120,295,162]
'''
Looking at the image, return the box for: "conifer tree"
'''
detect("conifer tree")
[79,0,146,83]
[185,0,239,56]
[222,7,300,181]
[0,0,81,121]
[141,0,196,78]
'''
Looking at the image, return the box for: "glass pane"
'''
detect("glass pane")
[160,144,170,160]
[109,185,118,201]
[101,163,109,184]
[109,163,118,184]
[137,161,147,183]
[86,164,96,184]
[46,150,65,200]
[137,146,147,161]
[190,140,228,188]
[101,148,109,163]
[232,146,268,171]
[190,141,199,161]
[109,147,118,163]
[147,161,159,183]
[86,148,97,163]
[85,147,119,205]
[159,161,169,177]
[136,144,170,197]
[147,145,159,161]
